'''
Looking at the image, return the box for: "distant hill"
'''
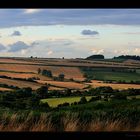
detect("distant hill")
[86,54,104,60]
[113,55,140,61]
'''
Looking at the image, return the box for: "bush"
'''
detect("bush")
[94,103,105,110]
[113,93,127,100]
[79,96,87,104]
[74,102,78,105]
[57,102,70,107]
[69,78,74,81]
[39,102,50,108]
[41,69,53,77]
[89,96,101,102]
[58,73,65,81]
[36,85,49,99]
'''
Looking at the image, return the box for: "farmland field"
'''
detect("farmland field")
[41,96,93,107]
[0,78,43,90]
[0,87,12,91]
[88,80,140,90]
[81,67,140,82]
[37,80,87,89]
[0,58,139,90]
[0,64,84,81]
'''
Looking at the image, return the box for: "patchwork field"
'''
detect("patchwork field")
[0,57,139,91]
[0,64,84,81]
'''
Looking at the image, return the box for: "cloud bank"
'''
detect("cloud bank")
[8,41,30,52]
[0,9,140,28]
[81,30,99,35]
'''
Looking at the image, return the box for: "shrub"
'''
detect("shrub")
[89,96,101,102]
[58,73,65,81]
[74,102,78,105]
[41,69,53,77]
[57,102,70,107]
[79,96,87,104]
[113,93,127,100]
[39,102,50,108]
[36,85,49,99]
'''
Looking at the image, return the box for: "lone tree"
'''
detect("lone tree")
[58,73,65,81]
[37,68,41,74]
[41,69,52,77]
[36,85,49,99]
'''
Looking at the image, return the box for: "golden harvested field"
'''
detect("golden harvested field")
[49,86,64,90]
[0,64,84,81]
[0,72,52,81]
[37,80,86,89]
[0,78,43,90]
[0,87,12,91]
[0,72,36,78]
[88,80,140,90]
[0,58,41,64]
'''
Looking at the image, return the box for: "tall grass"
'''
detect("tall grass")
[0,111,139,131]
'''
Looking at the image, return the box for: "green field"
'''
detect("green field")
[41,96,93,107]
[81,68,140,82]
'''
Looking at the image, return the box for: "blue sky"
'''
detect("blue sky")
[0,9,140,58]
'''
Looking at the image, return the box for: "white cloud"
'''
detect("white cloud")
[113,48,140,56]
[24,9,42,14]
[91,48,104,54]
[120,49,130,55]
[134,48,140,54]
[21,49,27,55]
[47,50,53,55]
[114,50,119,54]
[113,49,130,55]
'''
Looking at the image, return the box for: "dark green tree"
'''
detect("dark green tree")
[79,96,87,104]
[58,73,65,81]
[36,85,49,99]
[42,69,52,77]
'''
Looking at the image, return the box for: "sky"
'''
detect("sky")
[0,9,140,58]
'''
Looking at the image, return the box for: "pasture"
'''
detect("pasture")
[81,67,140,82]
[41,96,93,107]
